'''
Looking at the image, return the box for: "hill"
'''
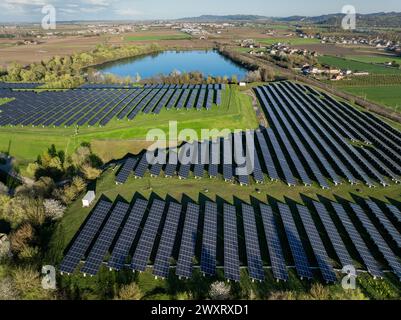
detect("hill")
[176,14,270,22]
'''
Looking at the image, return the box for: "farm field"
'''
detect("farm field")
[0,86,258,163]
[318,55,401,74]
[125,34,192,41]
[258,37,321,45]
[340,85,401,111]
[345,55,401,64]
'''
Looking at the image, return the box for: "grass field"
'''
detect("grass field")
[258,38,320,45]
[0,86,258,164]
[125,34,192,41]
[318,55,401,74]
[345,55,401,64]
[0,97,13,106]
[340,85,401,112]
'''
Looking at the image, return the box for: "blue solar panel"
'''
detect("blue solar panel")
[81,202,130,275]
[200,201,217,276]
[176,203,200,278]
[259,204,288,281]
[131,199,166,272]
[223,203,240,281]
[153,202,182,278]
[277,203,313,279]
[60,200,113,274]
[296,204,337,283]
[116,158,137,184]
[108,199,148,270]
[242,204,264,281]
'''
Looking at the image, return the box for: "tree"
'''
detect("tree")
[10,223,35,255]
[115,283,143,300]
[209,281,231,300]
[0,277,20,300]
[81,164,102,180]
[43,199,66,220]
[0,182,8,195]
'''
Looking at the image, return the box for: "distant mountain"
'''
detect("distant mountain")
[176,12,401,27]
[176,15,270,22]
[274,12,401,27]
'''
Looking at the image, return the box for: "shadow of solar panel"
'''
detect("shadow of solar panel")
[81,201,130,275]
[277,203,313,279]
[108,199,148,270]
[331,202,383,278]
[311,201,353,267]
[296,205,337,283]
[350,203,401,280]
[365,200,401,248]
[386,204,401,223]
[176,203,200,278]
[116,158,137,184]
[131,199,166,272]
[242,204,264,281]
[260,204,288,281]
[153,202,182,278]
[60,200,113,274]
[200,201,217,276]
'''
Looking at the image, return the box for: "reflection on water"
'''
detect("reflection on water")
[97,50,249,80]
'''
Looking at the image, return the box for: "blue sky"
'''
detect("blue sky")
[0,0,400,22]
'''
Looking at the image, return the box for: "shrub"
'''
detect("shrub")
[209,281,231,300]
[81,164,102,180]
[10,223,35,254]
[115,283,143,300]
[43,199,66,220]
[0,277,20,300]
[268,291,297,300]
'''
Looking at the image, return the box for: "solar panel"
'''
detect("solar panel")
[255,130,279,181]
[365,200,401,248]
[134,153,149,178]
[108,199,148,270]
[60,200,113,274]
[242,204,264,281]
[265,128,297,186]
[81,202,130,275]
[194,142,206,178]
[208,140,219,178]
[259,204,288,281]
[176,203,200,278]
[115,158,137,184]
[223,137,233,182]
[277,203,313,279]
[233,132,249,186]
[311,201,353,267]
[164,150,178,177]
[223,203,240,281]
[131,199,166,272]
[331,202,383,278]
[153,202,182,278]
[296,204,337,283]
[350,203,401,280]
[200,201,218,276]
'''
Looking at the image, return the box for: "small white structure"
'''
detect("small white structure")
[239,82,247,87]
[82,191,96,208]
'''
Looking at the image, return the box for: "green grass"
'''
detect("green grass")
[0,86,258,163]
[0,98,13,106]
[318,55,401,75]
[258,38,320,45]
[340,85,401,111]
[125,34,192,41]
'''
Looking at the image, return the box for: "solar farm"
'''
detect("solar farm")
[0,83,224,127]
[57,81,401,285]
[59,193,401,283]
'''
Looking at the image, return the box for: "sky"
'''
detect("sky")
[0,0,401,23]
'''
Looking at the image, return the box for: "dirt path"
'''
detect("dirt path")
[244,89,268,127]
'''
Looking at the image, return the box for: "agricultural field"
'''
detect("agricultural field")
[340,85,401,112]
[344,55,401,64]
[258,37,321,45]
[318,55,401,74]
[125,34,192,41]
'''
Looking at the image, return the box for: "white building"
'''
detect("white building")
[82,191,96,208]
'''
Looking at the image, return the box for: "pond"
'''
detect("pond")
[97,50,249,80]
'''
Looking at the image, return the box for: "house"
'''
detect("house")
[82,191,96,207]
